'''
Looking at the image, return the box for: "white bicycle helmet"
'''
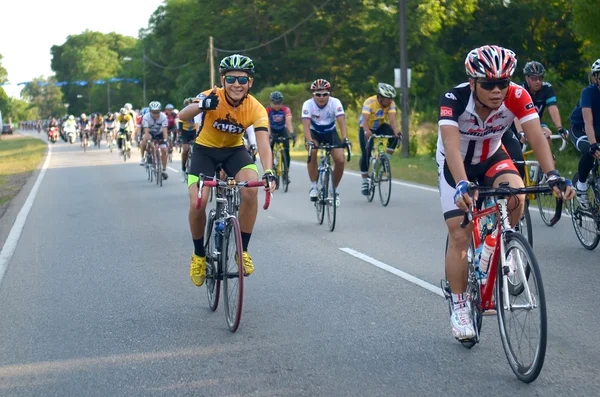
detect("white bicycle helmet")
[124,103,133,111]
[377,82,397,98]
[149,101,162,111]
[68,115,75,120]
[119,107,127,115]
[165,103,174,110]
[81,113,87,119]
[591,59,600,75]
[173,109,179,115]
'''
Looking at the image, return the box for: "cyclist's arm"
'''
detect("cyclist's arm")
[440,125,468,183]
[143,127,151,139]
[547,105,563,131]
[284,108,293,135]
[179,103,201,121]
[388,111,400,136]
[162,127,168,141]
[302,118,312,144]
[582,108,597,144]
[522,119,555,173]
[336,115,348,140]
[361,112,371,135]
[255,127,273,172]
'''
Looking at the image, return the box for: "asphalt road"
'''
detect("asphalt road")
[0,131,598,396]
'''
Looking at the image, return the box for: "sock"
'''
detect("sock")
[311,181,317,189]
[241,232,251,252]
[452,293,467,310]
[193,237,205,257]
[576,181,588,191]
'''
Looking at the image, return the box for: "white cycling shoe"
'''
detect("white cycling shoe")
[451,303,476,340]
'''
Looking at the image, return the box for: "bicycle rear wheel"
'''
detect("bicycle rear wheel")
[282,151,290,192]
[326,167,337,232]
[222,217,244,332]
[568,173,600,250]
[205,210,220,311]
[378,155,392,207]
[496,232,547,383]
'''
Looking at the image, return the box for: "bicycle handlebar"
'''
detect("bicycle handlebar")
[460,182,564,228]
[522,134,568,153]
[196,178,271,210]
[306,141,352,164]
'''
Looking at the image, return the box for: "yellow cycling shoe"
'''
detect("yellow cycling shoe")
[189,254,206,287]
[241,251,254,276]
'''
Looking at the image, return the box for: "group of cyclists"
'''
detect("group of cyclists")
[29,47,600,343]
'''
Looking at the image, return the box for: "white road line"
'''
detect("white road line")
[290,160,438,193]
[0,144,52,286]
[167,167,180,173]
[339,247,444,298]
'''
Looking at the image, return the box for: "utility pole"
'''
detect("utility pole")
[209,36,215,87]
[143,47,147,106]
[399,0,410,157]
[107,81,111,113]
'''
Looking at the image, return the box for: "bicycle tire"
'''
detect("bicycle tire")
[536,171,559,226]
[378,155,392,207]
[568,172,600,250]
[156,151,162,187]
[222,217,244,332]
[316,169,325,225]
[326,167,337,232]
[205,210,220,312]
[496,232,547,383]
[282,151,290,193]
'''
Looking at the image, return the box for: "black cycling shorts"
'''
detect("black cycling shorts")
[187,144,256,187]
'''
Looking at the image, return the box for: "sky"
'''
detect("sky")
[0,0,164,98]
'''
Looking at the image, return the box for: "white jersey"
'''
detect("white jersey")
[142,112,168,136]
[301,97,345,134]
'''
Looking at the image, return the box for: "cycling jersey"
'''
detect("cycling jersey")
[437,82,539,165]
[266,106,290,131]
[359,95,396,129]
[520,81,557,118]
[142,112,168,137]
[301,97,345,134]
[194,87,269,148]
[118,114,133,132]
[166,112,176,128]
[105,119,116,129]
[570,84,600,131]
[78,120,89,129]
[178,118,196,132]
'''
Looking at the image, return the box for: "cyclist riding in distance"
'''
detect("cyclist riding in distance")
[437,45,574,340]
[267,91,295,184]
[501,60,568,177]
[140,101,169,180]
[117,108,134,154]
[359,82,402,195]
[104,112,117,145]
[302,79,350,205]
[136,107,149,145]
[570,59,600,209]
[178,54,277,288]
[164,103,177,152]
[179,97,199,178]
[78,113,90,145]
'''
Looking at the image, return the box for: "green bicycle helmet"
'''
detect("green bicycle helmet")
[219,54,255,76]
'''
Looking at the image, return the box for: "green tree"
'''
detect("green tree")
[21,77,65,118]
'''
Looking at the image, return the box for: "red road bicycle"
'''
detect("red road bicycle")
[441,181,565,383]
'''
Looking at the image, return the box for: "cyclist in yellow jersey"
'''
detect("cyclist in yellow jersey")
[359,83,402,195]
[179,54,277,288]
[117,108,134,153]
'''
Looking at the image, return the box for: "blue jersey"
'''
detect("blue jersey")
[266,106,290,132]
[570,85,600,131]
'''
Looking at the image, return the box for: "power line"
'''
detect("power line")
[213,0,333,53]
[143,54,191,70]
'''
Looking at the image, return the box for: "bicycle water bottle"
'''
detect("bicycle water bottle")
[479,233,497,279]
[215,220,224,251]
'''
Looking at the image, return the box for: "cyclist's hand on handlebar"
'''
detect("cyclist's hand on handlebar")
[305,140,316,150]
[364,129,372,140]
[343,138,351,149]
[547,171,575,200]
[518,131,526,144]
[589,143,600,160]
[557,127,569,141]
[454,180,475,212]
[290,132,297,147]
[262,169,277,193]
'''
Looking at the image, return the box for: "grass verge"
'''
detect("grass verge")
[0,135,47,210]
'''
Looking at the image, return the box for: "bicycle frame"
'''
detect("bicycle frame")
[462,184,563,312]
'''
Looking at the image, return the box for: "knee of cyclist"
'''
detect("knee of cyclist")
[241,186,258,201]
[447,228,471,248]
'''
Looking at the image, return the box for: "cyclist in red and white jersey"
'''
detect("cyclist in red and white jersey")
[437,45,574,341]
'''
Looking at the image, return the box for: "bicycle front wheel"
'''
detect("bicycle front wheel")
[222,217,244,332]
[367,161,376,202]
[316,170,326,225]
[205,210,220,312]
[496,232,547,383]
[282,151,290,193]
[515,200,533,248]
[326,168,337,232]
[536,174,559,226]
[378,155,392,206]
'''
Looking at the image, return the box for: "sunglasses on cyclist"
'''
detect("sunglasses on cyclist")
[478,79,510,91]
[313,92,330,98]
[526,75,543,82]
[150,110,160,115]
[224,75,250,85]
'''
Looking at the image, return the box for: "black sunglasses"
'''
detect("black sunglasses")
[478,79,510,91]
[224,75,250,85]
[150,110,160,115]
[314,92,330,98]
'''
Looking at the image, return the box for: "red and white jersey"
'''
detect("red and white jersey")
[436,82,538,165]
